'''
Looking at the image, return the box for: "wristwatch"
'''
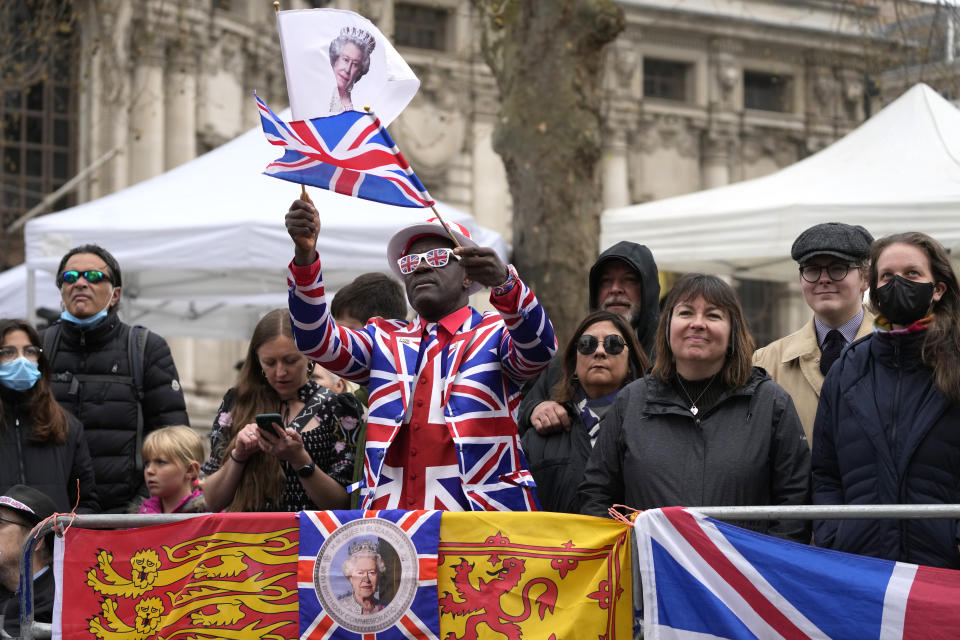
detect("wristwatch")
[296,461,316,478]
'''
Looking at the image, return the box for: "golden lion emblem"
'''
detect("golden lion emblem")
[84,527,298,639]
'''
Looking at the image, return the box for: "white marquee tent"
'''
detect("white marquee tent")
[601,83,960,281]
[19,112,507,339]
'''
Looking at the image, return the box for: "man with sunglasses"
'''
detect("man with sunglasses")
[41,244,188,513]
[518,241,660,436]
[754,222,874,443]
[286,199,556,512]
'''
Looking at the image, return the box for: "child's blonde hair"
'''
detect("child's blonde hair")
[142,425,205,471]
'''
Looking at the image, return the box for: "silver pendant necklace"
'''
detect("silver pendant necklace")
[676,373,718,416]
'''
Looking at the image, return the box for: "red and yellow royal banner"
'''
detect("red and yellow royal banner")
[55,513,299,639]
[54,512,631,640]
[438,512,632,640]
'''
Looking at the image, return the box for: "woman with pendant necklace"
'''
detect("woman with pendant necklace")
[579,274,811,542]
[202,309,361,512]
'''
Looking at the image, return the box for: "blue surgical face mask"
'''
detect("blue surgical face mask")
[60,288,114,328]
[0,357,41,392]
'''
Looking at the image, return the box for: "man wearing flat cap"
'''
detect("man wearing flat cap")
[754,222,875,443]
[285,199,556,512]
[0,485,57,639]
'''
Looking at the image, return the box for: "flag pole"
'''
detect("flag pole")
[274,1,309,202]
[362,106,460,248]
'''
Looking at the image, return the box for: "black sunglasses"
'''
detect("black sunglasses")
[577,334,627,356]
[61,269,111,285]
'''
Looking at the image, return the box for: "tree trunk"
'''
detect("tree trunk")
[471,0,625,344]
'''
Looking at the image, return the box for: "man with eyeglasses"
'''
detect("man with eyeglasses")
[286,199,556,512]
[0,485,57,639]
[41,244,189,513]
[754,222,875,443]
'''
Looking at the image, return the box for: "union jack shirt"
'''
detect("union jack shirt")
[288,258,557,511]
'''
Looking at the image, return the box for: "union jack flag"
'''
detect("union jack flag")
[299,509,441,640]
[634,507,960,639]
[256,95,434,208]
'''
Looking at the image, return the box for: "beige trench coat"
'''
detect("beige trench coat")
[753,311,874,445]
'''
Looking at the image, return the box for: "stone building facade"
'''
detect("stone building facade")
[2,0,923,424]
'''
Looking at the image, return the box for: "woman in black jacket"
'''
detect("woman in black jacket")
[579,274,810,542]
[812,232,960,567]
[0,319,98,512]
[521,310,648,513]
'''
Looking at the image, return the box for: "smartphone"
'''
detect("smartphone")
[255,413,283,437]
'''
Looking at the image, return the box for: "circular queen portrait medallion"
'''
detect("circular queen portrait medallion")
[312,518,419,633]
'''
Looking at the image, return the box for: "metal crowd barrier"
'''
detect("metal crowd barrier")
[16,505,960,640]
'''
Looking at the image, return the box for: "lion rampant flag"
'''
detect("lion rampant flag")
[53,513,299,640]
[437,512,632,640]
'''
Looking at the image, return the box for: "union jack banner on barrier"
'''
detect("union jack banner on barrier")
[298,510,442,640]
[257,95,434,209]
[633,507,960,640]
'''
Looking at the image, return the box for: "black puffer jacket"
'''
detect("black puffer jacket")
[0,386,99,512]
[518,242,659,435]
[812,330,960,568]
[579,368,811,542]
[521,397,593,513]
[41,311,188,512]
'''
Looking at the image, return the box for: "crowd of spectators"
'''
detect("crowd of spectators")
[4,214,960,635]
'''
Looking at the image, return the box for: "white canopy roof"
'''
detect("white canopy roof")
[0,265,59,320]
[22,111,506,339]
[601,83,960,281]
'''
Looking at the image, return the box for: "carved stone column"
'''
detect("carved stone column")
[129,28,166,185]
[602,128,631,209]
[702,126,736,189]
[602,41,640,208]
[838,68,865,123]
[702,39,741,188]
[165,43,198,170]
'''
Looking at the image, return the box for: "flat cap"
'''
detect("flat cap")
[791,222,874,264]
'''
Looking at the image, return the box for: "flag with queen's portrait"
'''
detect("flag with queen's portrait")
[298,510,442,640]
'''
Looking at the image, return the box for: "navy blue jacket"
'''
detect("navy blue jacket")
[812,329,960,568]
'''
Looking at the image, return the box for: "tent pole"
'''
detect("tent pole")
[26,268,37,326]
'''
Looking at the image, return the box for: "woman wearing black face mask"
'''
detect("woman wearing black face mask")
[812,232,960,568]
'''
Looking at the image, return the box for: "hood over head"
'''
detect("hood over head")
[589,241,660,359]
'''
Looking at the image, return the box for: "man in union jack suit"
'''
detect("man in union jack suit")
[285,199,557,511]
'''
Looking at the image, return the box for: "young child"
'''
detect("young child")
[136,425,206,514]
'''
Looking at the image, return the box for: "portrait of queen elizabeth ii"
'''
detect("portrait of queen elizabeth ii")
[328,26,376,113]
[336,538,389,615]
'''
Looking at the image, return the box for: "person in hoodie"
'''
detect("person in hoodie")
[812,232,960,568]
[40,244,188,513]
[517,241,660,436]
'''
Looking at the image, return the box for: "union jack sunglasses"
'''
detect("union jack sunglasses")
[397,248,460,275]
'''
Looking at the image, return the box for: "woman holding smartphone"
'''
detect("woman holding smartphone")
[201,309,360,511]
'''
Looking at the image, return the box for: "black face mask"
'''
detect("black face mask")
[874,275,935,326]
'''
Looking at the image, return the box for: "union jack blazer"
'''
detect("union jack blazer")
[287,259,557,511]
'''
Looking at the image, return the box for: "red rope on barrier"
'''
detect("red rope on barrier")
[34,478,81,540]
[609,504,643,526]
